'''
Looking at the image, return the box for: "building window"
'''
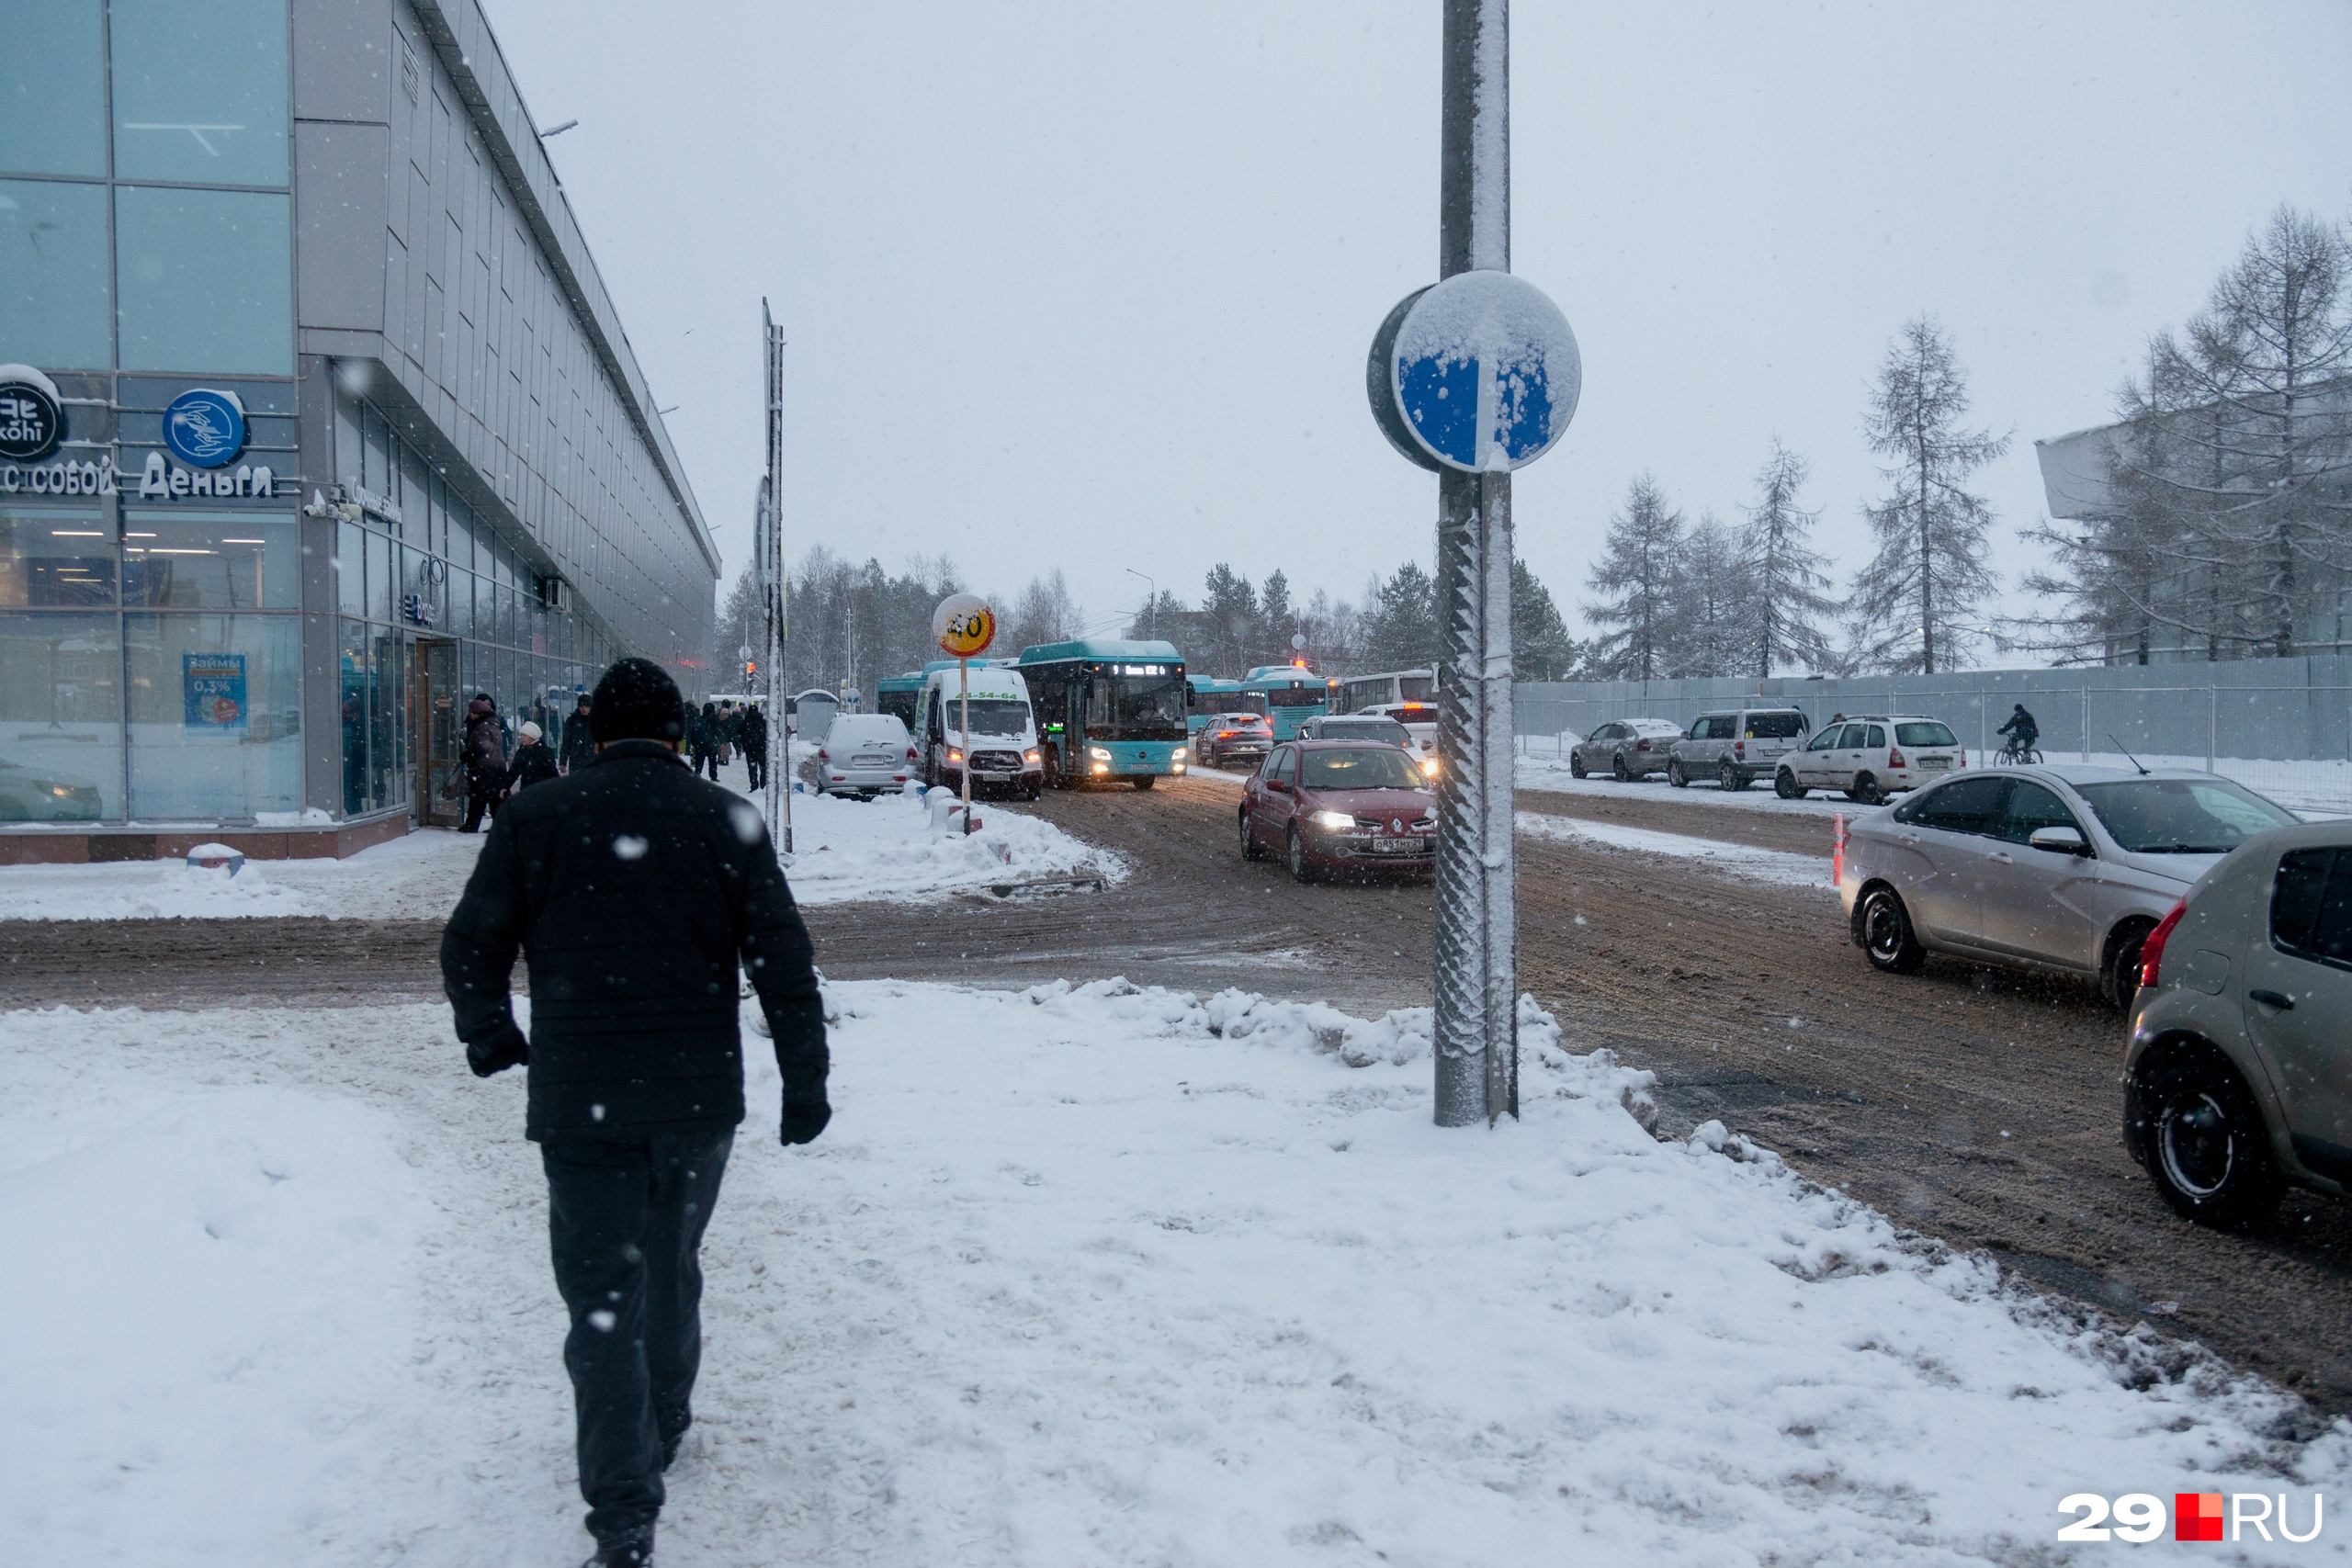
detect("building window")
[0,509,116,607]
[108,0,289,188]
[0,0,108,178]
[114,186,292,374]
[124,611,300,819]
[0,609,120,820]
[121,511,297,611]
[0,178,112,369]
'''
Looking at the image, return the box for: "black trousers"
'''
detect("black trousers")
[461,786,497,833]
[744,750,766,790]
[693,748,718,779]
[542,1130,734,1544]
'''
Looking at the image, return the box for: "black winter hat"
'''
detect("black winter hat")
[591,658,685,744]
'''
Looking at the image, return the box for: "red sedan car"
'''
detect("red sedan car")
[1239,739,1437,882]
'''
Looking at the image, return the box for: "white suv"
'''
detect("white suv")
[1777,715,1962,804]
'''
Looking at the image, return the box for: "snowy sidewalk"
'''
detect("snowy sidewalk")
[3,985,2344,1565]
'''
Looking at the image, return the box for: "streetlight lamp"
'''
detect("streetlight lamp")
[1125,568,1156,639]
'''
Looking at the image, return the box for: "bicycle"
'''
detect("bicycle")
[1994,739,2042,765]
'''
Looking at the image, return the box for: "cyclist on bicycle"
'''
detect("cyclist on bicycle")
[1996,703,2039,761]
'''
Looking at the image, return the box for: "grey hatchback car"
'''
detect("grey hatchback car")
[1569,718,1684,781]
[1841,765,2300,1008]
[2125,819,2352,1226]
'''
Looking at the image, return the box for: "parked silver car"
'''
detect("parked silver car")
[1569,718,1683,781]
[1779,714,1963,803]
[1667,706,1809,791]
[1840,765,2300,1008]
[2125,819,2352,1226]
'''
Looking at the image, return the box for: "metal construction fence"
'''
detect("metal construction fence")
[1512,654,2352,816]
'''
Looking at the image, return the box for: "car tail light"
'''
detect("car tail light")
[1957,749,1966,767]
[907,747,918,761]
[1637,739,1651,751]
[816,749,829,761]
[1888,745,1905,769]
[1734,740,1746,759]
[2139,899,2188,988]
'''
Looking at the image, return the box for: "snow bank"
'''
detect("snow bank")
[5,984,2346,1564]
[0,828,484,920]
[780,786,1116,903]
[1516,808,1833,890]
[0,788,1112,920]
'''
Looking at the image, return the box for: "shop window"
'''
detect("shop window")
[122,510,295,610]
[366,529,392,622]
[0,610,121,820]
[336,520,364,616]
[114,186,291,375]
[109,0,288,187]
[0,178,111,369]
[338,618,369,815]
[125,612,300,819]
[0,0,107,177]
[0,510,115,606]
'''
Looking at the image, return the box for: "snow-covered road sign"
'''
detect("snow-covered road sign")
[1368,270,1579,474]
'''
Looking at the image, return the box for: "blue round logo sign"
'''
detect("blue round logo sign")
[1368,272,1579,475]
[162,388,247,468]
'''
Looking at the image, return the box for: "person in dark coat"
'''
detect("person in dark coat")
[461,694,508,833]
[503,720,560,795]
[560,694,597,775]
[442,657,829,1568]
[741,703,768,792]
[691,701,720,780]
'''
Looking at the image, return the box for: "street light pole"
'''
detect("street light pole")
[1431,0,1517,1125]
[761,299,792,856]
[1125,568,1156,639]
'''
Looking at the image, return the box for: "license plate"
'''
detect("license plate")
[1917,757,1951,770]
[852,755,892,766]
[1370,837,1426,853]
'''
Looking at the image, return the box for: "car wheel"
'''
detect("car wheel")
[1569,753,1589,779]
[1775,769,1806,800]
[1239,808,1266,861]
[1133,775,1156,791]
[1849,773,1885,806]
[1286,826,1316,883]
[2136,1055,2284,1227]
[1668,761,1688,788]
[1718,760,1747,792]
[1860,886,1928,975]
[1611,754,1632,783]
[2102,918,2157,1010]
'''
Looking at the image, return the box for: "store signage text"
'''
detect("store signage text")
[0,379,63,463]
[138,450,275,499]
[2,455,116,494]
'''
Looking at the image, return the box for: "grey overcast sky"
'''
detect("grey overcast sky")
[489,0,2352,652]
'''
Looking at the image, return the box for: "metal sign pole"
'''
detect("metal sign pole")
[1430,0,1517,1125]
[959,656,974,834]
[762,300,792,856]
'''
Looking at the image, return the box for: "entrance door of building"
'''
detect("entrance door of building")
[409,639,461,827]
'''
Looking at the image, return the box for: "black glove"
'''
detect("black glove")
[780,1098,831,1145]
[465,1027,528,1078]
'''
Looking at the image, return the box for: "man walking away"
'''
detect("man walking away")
[741,702,768,793]
[461,694,508,833]
[692,702,720,780]
[442,658,831,1568]
[504,720,559,796]
[560,693,597,775]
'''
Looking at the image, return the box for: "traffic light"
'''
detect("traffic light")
[743,660,757,681]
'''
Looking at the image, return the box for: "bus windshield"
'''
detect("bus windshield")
[1090,669,1187,739]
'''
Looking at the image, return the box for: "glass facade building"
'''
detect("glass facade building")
[0,0,717,840]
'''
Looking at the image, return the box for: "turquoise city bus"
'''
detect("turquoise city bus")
[1238,665,1335,741]
[1016,639,1189,789]
[1184,674,1266,739]
[876,671,923,730]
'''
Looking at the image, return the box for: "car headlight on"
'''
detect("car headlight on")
[1420,756,1441,777]
[48,784,75,797]
[1308,809,1355,831]
[1024,750,1040,763]
[1088,746,1112,761]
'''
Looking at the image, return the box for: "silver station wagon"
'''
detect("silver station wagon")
[1778,714,1962,803]
[1840,765,2300,1008]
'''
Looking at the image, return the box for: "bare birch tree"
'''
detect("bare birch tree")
[1737,440,1838,675]
[1849,317,2009,673]
[1583,474,1684,682]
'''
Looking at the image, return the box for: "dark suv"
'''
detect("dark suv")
[1193,712,1272,769]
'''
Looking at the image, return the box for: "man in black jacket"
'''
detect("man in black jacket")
[741,703,768,792]
[442,657,829,1568]
[559,693,597,774]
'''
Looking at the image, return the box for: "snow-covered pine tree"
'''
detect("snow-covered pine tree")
[1737,441,1838,676]
[1849,318,2009,673]
[1668,511,1743,678]
[1510,558,1577,681]
[1583,474,1684,682]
